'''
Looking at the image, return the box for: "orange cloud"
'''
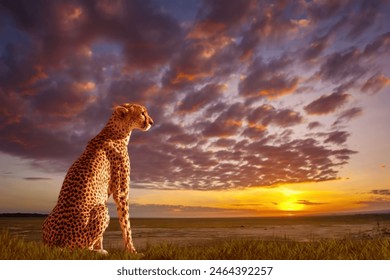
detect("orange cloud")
[361,74,390,94]
[187,21,226,40]
[72,81,96,92]
[28,65,48,85]
[58,4,85,31]
[225,119,243,127]
[172,71,213,84]
[248,123,267,132]
[173,72,198,82]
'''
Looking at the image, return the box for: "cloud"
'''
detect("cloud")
[23,177,52,181]
[346,0,386,39]
[178,83,225,113]
[32,80,97,119]
[361,74,390,94]
[307,121,322,130]
[239,57,299,99]
[314,31,389,87]
[108,76,158,106]
[248,104,303,128]
[128,126,357,190]
[213,138,237,148]
[235,138,356,187]
[162,41,216,89]
[318,48,364,83]
[333,107,363,126]
[307,0,345,21]
[161,0,254,91]
[296,200,327,206]
[201,103,245,138]
[238,1,306,60]
[194,0,254,35]
[370,190,390,196]
[304,92,350,115]
[355,189,390,211]
[0,118,82,162]
[302,35,329,62]
[0,0,182,71]
[324,131,350,145]
[363,32,390,57]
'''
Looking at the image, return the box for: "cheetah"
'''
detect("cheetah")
[42,103,154,254]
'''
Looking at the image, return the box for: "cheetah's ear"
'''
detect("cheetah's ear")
[114,105,128,119]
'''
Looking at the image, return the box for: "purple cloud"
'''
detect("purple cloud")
[304,92,350,115]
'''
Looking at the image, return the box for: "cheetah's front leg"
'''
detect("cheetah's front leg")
[111,164,136,253]
[110,150,137,253]
[113,190,137,253]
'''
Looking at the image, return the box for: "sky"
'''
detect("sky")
[0,0,389,218]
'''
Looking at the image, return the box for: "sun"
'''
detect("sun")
[279,200,305,211]
[278,187,305,212]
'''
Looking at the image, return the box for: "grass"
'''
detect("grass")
[1,231,389,260]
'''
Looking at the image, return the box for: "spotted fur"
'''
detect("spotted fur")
[42,103,153,254]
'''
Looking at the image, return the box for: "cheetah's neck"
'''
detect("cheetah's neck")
[101,117,132,144]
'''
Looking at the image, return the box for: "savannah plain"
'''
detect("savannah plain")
[1,214,390,260]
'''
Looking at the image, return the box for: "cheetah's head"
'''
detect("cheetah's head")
[114,103,154,131]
